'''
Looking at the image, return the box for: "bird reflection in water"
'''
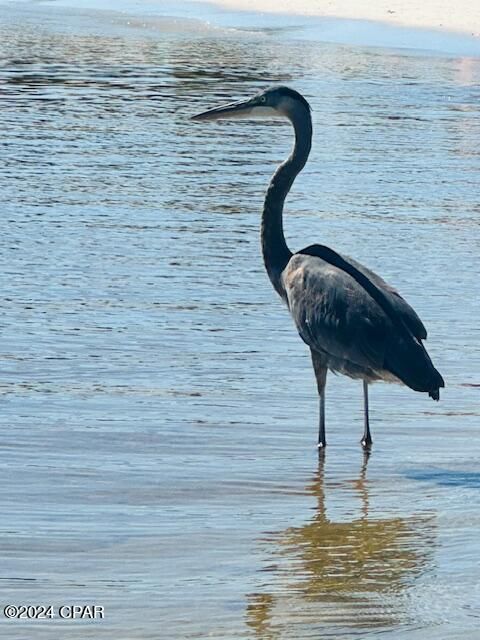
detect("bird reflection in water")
[246,454,435,637]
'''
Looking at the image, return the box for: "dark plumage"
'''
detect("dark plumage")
[286,248,443,396]
[192,86,444,450]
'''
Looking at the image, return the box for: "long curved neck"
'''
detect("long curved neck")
[261,105,312,298]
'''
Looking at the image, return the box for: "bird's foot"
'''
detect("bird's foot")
[360,437,372,451]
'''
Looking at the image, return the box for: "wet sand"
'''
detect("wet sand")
[192,0,480,34]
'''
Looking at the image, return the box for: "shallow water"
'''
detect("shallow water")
[0,1,480,638]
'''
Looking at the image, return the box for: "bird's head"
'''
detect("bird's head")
[191,86,311,122]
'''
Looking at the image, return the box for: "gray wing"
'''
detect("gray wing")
[346,255,427,340]
[282,253,408,372]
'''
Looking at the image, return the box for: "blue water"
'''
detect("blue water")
[0,1,479,638]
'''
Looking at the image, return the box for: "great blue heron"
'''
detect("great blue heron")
[192,86,444,450]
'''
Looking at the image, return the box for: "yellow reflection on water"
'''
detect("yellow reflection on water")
[247,455,436,637]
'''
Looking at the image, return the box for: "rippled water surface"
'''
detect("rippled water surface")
[0,1,480,638]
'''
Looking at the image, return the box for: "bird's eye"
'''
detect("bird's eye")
[260,96,266,103]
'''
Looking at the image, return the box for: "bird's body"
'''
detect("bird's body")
[283,247,438,393]
[192,86,444,449]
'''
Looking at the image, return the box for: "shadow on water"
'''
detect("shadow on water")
[407,469,480,488]
[246,455,436,638]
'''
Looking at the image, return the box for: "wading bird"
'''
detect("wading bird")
[192,86,444,450]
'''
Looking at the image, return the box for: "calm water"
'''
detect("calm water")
[0,1,480,638]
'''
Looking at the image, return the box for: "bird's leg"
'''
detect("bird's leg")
[311,350,327,449]
[318,384,326,449]
[361,380,372,450]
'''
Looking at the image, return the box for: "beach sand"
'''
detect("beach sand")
[192,0,480,36]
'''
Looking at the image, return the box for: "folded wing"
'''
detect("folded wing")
[282,248,443,395]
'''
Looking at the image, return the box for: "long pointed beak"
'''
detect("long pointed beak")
[191,97,254,122]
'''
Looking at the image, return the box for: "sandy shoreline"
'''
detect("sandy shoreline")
[191,0,480,36]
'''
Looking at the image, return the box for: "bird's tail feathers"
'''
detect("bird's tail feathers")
[429,388,440,401]
[385,336,444,400]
